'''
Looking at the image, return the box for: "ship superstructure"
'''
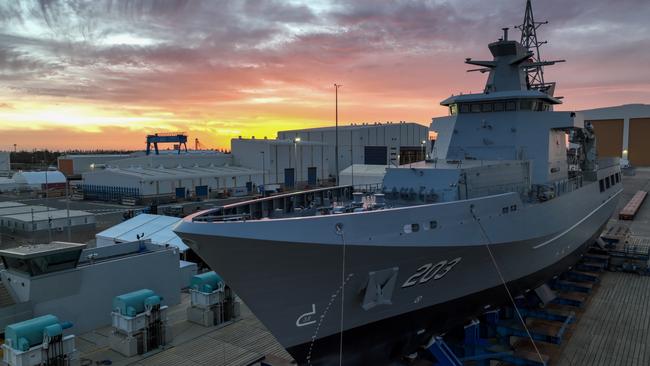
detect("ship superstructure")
[174,3,621,365]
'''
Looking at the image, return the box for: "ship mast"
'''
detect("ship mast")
[515,0,563,96]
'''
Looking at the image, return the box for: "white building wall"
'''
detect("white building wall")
[0,152,10,175]
[0,243,181,334]
[3,212,95,232]
[58,155,130,175]
[82,169,141,189]
[580,104,650,160]
[232,139,331,186]
[108,153,232,169]
[278,122,427,176]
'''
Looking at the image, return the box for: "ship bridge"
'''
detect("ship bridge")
[428,27,582,188]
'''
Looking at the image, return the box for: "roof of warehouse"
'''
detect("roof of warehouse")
[279,121,425,134]
[59,154,130,159]
[96,213,188,252]
[340,164,389,175]
[88,165,260,181]
[0,201,26,208]
[232,138,324,146]
[5,209,94,222]
[12,170,66,185]
[0,242,87,259]
[0,205,49,216]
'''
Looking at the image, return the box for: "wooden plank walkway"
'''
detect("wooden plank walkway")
[619,190,647,220]
[133,304,294,366]
[555,272,650,366]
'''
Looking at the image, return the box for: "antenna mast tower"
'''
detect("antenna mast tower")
[516,0,555,95]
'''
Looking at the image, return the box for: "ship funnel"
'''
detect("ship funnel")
[502,27,509,41]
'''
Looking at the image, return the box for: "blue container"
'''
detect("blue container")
[4,315,72,351]
[144,295,162,309]
[113,289,156,317]
[190,271,223,293]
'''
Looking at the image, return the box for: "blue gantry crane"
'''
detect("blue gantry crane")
[146,132,189,155]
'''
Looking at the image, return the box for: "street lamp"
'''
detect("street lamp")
[421,140,427,161]
[293,137,301,187]
[334,83,342,185]
[260,151,266,197]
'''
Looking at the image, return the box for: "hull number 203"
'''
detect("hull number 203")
[401,257,462,288]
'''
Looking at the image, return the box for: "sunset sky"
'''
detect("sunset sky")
[1,0,649,151]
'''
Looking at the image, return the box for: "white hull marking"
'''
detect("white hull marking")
[533,189,622,249]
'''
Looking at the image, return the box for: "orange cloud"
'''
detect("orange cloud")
[0,0,648,151]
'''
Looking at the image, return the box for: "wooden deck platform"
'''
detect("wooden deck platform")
[77,293,294,366]
[619,190,647,220]
[555,272,650,366]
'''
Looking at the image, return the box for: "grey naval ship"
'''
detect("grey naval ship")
[175,11,622,366]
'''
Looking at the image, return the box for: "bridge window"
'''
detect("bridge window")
[455,99,550,114]
[537,102,548,111]
[605,177,610,189]
[599,179,605,192]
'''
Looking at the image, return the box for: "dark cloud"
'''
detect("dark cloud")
[0,0,648,111]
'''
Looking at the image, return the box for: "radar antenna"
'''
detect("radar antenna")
[515,0,564,96]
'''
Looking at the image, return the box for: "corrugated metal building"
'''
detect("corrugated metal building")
[106,151,232,169]
[581,104,650,166]
[0,202,95,242]
[231,138,331,189]
[278,122,429,168]
[82,165,261,202]
[2,210,95,232]
[59,151,232,178]
[0,177,17,192]
[11,170,66,191]
[95,214,187,252]
[57,154,130,177]
[0,151,9,176]
[232,122,428,188]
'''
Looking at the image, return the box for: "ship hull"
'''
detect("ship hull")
[285,225,602,365]
[175,184,621,365]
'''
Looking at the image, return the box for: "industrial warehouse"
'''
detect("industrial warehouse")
[582,103,650,166]
[57,122,428,204]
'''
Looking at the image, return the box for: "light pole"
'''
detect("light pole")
[66,179,71,241]
[334,84,342,186]
[260,151,266,197]
[350,144,354,189]
[293,137,300,188]
[421,140,426,162]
